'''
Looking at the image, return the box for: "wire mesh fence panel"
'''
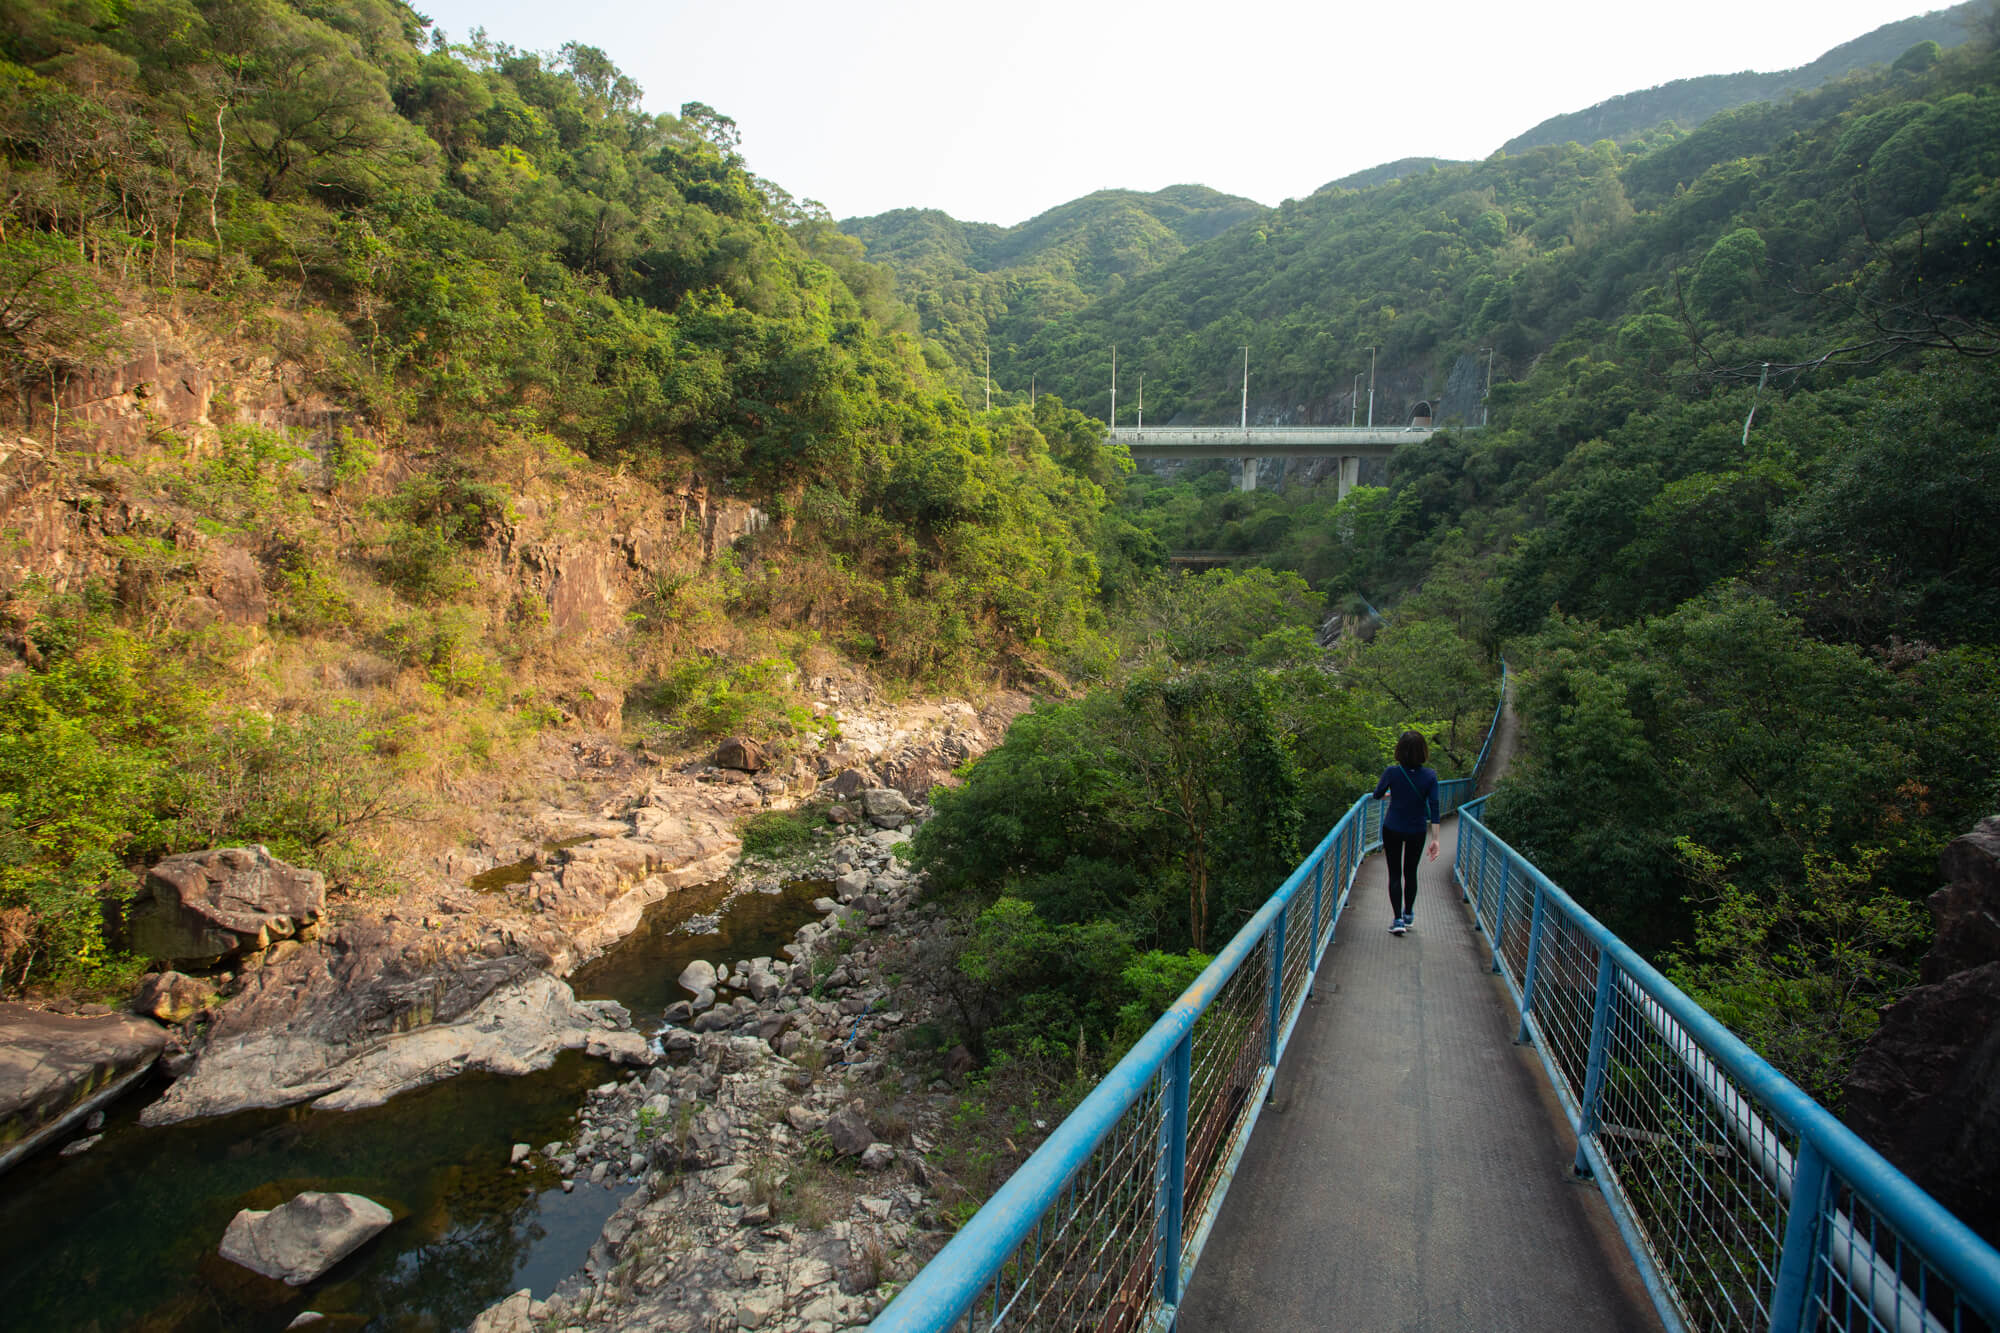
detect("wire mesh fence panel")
[1181,932,1272,1244]
[954,1074,1169,1332]
[1814,1182,1993,1333]
[1281,903,1313,1018]
[1590,978,1788,1332]
[1523,904,1603,1101]
[1497,865,1537,979]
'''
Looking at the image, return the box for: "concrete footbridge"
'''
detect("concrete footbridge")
[1110,424,1448,494]
[873,667,2000,1333]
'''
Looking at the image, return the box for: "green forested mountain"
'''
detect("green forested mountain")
[881,21,2000,1109]
[1315,157,1467,193]
[839,185,1264,391]
[1501,2,1985,154]
[4,0,1998,1149]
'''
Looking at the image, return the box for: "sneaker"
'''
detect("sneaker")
[1390,915,1408,936]
[1402,914,1416,933]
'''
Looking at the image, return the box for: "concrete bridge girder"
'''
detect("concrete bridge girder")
[1111,426,1440,497]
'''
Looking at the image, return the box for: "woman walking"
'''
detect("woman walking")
[1372,730,1440,935]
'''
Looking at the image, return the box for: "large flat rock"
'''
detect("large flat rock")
[141,920,650,1125]
[0,1003,166,1173]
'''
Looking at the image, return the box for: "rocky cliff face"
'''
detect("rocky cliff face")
[1843,817,2000,1244]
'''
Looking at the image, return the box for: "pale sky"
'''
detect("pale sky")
[416,0,1954,226]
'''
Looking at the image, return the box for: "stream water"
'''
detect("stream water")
[0,876,827,1332]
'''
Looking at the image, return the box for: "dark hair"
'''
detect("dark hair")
[1394,730,1429,769]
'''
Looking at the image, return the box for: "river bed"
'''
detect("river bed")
[0,876,826,1332]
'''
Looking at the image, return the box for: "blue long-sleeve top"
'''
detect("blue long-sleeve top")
[1372,764,1440,836]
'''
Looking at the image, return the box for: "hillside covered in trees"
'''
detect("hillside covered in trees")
[1502,1,1984,153]
[2,0,1997,1147]
[0,0,1141,995]
[860,14,2000,1117]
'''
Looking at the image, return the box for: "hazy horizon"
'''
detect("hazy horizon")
[417,0,1959,226]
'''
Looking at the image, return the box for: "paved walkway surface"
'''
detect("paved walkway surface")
[1176,815,1662,1332]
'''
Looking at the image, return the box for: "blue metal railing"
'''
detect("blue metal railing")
[875,787,1380,1330]
[880,650,2000,1329]
[1470,657,1508,791]
[875,667,1509,1331]
[1453,803,2000,1333]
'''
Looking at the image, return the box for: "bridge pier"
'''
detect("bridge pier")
[1338,456,1359,502]
[1239,458,1258,492]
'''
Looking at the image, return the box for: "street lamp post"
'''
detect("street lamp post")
[1367,346,1377,428]
[1351,372,1362,426]
[1240,345,1250,430]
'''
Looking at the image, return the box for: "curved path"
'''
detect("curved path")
[1177,699,1660,1331]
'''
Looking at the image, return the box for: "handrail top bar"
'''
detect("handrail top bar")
[871,798,1367,1329]
[1461,807,2000,1314]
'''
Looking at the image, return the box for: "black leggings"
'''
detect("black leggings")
[1383,829,1423,917]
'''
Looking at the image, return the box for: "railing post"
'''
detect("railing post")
[1475,835,1493,928]
[1769,1138,1829,1333]
[1573,952,1619,1177]
[1265,908,1286,1097]
[1489,857,1510,974]
[1516,881,1548,1045]
[1307,854,1324,996]
[1463,822,1480,904]
[1160,1031,1192,1305]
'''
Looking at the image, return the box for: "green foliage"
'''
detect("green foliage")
[270,543,357,634]
[1114,948,1210,1043]
[159,704,410,891]
[0,621,191,990]
[1665,836,1928,1108]
[738,808,819,858]
[0,1,1125,684]
[381,606,497,698]
[169,423,313,536]
[1346,615,1491,771]
[954,897,1136,1063]
[371,470,509,604]
[915,657,1310,957]
[1768,360,2000,645]
[1119,566,1319,666]
[640,654,820,745]
[0,231,124,409]
[1496,589,2000,951]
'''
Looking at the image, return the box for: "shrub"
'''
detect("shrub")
[641,655,824,745]
[383,608,499,698]
[739,809,818,857]
[170,423,313,535]
[0,618,198,992]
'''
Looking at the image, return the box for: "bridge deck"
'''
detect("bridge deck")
[1177,817,1662,1332]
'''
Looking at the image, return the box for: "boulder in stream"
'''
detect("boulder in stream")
[218,1190,393,1285]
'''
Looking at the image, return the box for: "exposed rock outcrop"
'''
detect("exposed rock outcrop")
[128,846,324,965]
[140,922,650,1125]
[0,1003,167,1174]
[1844,816,2000,1243]
[219,1190,394,1285]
